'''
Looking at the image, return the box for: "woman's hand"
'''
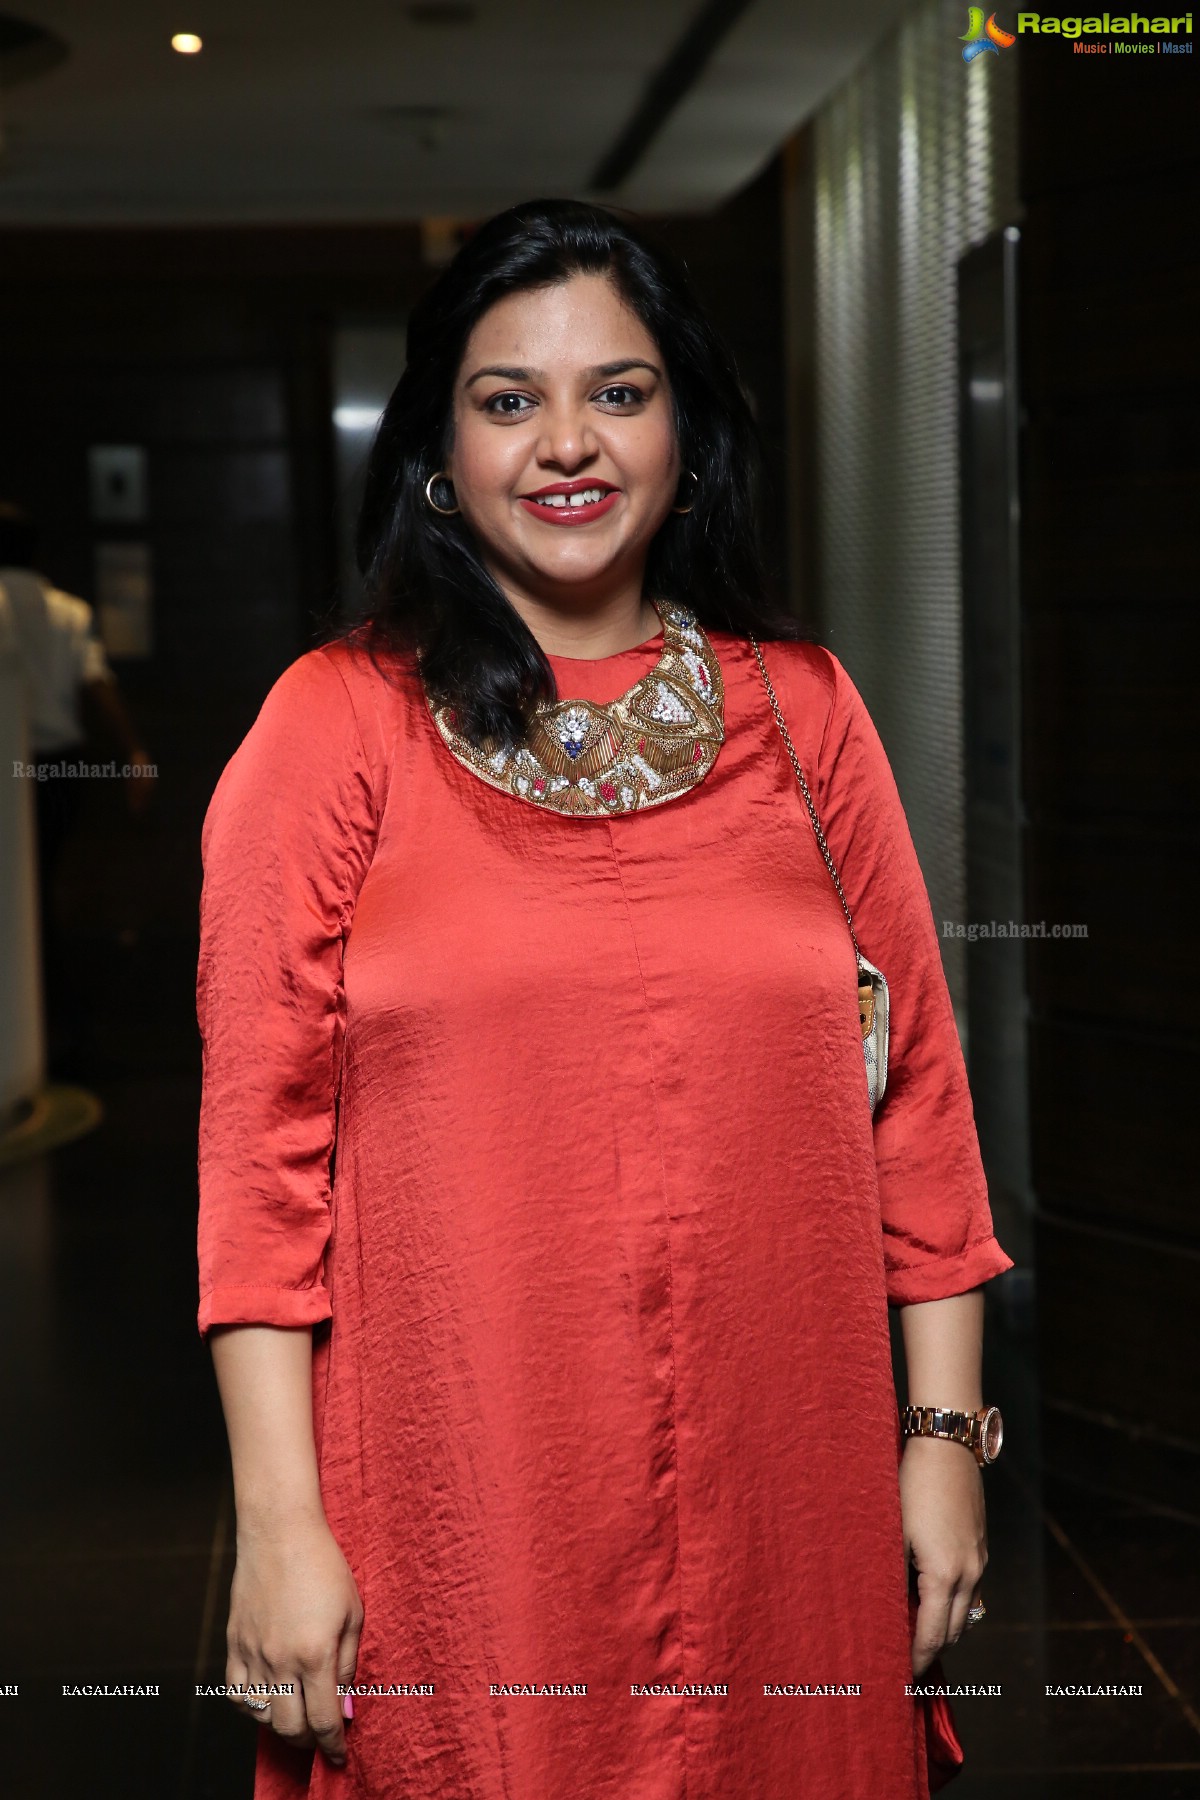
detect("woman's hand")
[208,1327,360,1760]
[899,1436,988,1677]
[225,1512,364,1767]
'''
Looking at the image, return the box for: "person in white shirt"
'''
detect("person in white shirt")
[0,503,152,777]
[0,501,155,1070]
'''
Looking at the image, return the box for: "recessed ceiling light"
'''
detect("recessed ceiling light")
[171,32,203,54]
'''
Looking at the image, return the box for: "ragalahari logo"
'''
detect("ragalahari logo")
[961,7,1017,57]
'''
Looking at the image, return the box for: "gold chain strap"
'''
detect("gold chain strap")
[749,635,862,966]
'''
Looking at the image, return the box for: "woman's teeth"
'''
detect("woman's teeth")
[531,489,610,508]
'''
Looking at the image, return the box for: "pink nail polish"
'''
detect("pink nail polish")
[341,1693,354,1720]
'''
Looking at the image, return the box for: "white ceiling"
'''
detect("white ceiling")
[0,0,911,224]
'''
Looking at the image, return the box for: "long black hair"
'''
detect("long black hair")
[344,197,807,751]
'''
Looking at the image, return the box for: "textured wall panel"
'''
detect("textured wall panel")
[813,0,1018,1009]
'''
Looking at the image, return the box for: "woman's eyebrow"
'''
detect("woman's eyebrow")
[463,359,662,389]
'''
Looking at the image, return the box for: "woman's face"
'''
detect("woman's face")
[445,272,681,606]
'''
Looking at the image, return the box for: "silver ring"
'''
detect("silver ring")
[244,1697,272,1712]
[965,1603,987,1629]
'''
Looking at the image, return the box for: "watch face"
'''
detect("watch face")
[981,1407,1004,1463]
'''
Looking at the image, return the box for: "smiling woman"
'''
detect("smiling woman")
[350,198,805,748]
[197,197,1011,1800]
[441,274,683,647]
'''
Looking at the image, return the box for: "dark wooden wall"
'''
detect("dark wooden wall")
[1018,48,1200,1508]
[0,225,424,1062]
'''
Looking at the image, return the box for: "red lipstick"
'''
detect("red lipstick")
[518,479,620,526]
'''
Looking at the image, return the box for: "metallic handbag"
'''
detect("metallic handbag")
[750,639,890,1116]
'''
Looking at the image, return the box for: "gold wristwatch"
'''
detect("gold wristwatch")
[900,1405,1004,1466]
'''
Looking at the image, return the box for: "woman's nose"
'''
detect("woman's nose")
[535,407,598,470]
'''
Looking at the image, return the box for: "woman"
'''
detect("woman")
[197,198,1013,1800]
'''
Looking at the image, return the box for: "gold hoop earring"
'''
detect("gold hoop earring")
[672,469,698,515]
[425,471,460,516]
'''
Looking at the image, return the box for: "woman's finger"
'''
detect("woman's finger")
[945,1540,988,1647]
[260,1668,315,1750]
[300,1660,348,1765]
[944,1579,976,1648]
[911,1567,955,1675]
[224,1654,249,1717]
[224,1655,274,1723]
[337,1610,364,1722]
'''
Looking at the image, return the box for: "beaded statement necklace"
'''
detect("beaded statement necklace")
[424,600,725,817]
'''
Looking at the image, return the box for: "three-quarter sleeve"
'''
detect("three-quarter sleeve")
[196,647,380,1338]
[812,647,1014,1306]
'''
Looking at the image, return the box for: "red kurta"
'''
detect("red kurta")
[196,620,1012,1800]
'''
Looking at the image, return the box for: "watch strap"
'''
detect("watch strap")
[901,1404,1000,1464]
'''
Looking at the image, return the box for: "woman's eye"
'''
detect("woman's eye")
[482,384,644,416]
[595,385,642,408]
[484,392,534,417]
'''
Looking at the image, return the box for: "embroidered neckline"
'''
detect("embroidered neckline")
[424,599,725,817]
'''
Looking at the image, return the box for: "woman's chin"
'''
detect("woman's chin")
[516,544,626,591]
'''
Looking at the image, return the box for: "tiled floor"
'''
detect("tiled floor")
[3,944,1198,1798]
